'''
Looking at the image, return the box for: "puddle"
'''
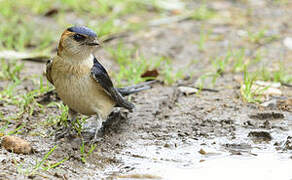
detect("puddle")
[159,153,292,180]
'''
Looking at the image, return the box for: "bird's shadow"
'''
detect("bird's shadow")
[54,108,129,145]
[99,109,128,136]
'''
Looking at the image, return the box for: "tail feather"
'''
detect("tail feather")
[117,80,158,96]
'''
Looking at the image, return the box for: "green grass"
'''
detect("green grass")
[80,141,97,163]
[73,117,87,135]
[240,69,257,103]
[259,64,292,84]
[211,48,262,74]
[0,70,51,119]
[202,49,248,88]
[32,145,58,173]
[0,122,25,136]
[212,55,229,76]
[0,14,55,51]
[46,101,86,136]
[197,28,209,52]
[162,63,184,85]
[0,82,19,102]
[240,67,270,103]
[273,0,289,5]
[191,5,216,21]
[0,0,151,51]
[0,58,53,133]
[17,145,68,175]
[0,0,153,18]
[195,72,220,89]
[107,43,185,85]
[47,102,69,127]
[247,29,266,44]
[60,0,151,17]
[114,56,163,85]
[0,59,24,81]
[230,49,246,73]
[19,90,44,116]
[246,29,279,45]
[106,42,137,65]
[0,59,24,116]
[197,48,264,90]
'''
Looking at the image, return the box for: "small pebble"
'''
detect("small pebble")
[178,86,198,96]
[199,148,206,155]
[283,37,292,50]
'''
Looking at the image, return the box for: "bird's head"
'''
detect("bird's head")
[57,26,100,59]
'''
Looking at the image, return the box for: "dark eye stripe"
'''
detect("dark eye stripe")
[73,34,86,42]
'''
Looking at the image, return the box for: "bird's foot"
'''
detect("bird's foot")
[89,136,103,144]
[87,126,103,144]
[82,129,103,144]
[81,119,104,144]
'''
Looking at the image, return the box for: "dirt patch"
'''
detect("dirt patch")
[248,131,272,142]
[249,112,285,120]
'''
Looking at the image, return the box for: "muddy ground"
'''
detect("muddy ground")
[1,0,292,179]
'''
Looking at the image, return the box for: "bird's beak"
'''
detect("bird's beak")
[86,39,100,46]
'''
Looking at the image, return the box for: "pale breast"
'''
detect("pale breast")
[51,57,116,117]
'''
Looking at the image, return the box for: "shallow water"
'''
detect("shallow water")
[161,153,292,180]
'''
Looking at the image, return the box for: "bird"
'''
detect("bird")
[46,26,155,141]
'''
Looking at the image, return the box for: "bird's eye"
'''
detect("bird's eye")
[73,34,86,41]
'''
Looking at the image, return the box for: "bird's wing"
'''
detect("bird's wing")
[46,59,54,85]
[90,56,134,110]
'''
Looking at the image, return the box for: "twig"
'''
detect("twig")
[22,56,50,63]
[101,33,129,44]
[191,86,219,92]
[148,13,193,26]
[282,82,292,88]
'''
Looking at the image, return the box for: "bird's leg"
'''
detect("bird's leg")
[68,108,78,129]
[90,114,104,144]
[55,108,78,140]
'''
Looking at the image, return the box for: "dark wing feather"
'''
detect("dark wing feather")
[91,57,134,110]
[46,60,54,85]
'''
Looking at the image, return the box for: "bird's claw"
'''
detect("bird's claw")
[89,136,103,144]
[82,132,103,144]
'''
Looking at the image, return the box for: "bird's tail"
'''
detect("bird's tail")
[117,80,158,96]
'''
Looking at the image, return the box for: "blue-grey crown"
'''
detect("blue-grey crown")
[67,26,97,37]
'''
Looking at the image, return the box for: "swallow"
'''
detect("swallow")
[46,26,155,141]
